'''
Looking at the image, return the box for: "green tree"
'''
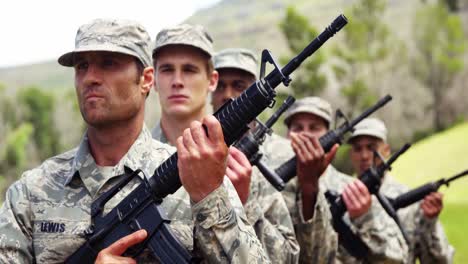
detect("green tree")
[0,123,34,197]
[18,87,61,159]
[279,6,327,97]
[333,0,394,117]
[412,3,465,131]
[1,123,34,170]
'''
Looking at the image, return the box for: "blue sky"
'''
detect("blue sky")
[0,0,220,68]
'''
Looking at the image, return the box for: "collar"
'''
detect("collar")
[64,125,155,196]
[151,121,169,144]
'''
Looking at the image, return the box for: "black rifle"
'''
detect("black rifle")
[65,14,348,264]
[325,143,411,259]
[234,95,295,190]
[389,169,468,211]
[264,95,393,191]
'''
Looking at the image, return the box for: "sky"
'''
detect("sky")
[0,0,220,68]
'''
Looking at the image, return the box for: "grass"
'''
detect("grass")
[392,122,468,203]
[392,122,468,263]
[439,202,467,263]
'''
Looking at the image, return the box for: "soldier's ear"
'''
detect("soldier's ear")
[208,70,219,93]
[141,67,154,95]
[382,143,391,158]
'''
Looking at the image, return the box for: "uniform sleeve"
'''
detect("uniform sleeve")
[281,179,338,264]
[349,196,409,264]
[191,177,270,263]
[294,188,338,263]
[243,170,300,263]
[417,210,455,264]
[0,178,34,263]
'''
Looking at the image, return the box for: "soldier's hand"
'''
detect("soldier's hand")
[421,192,443,219]
[291,132,338,220]
[95,229,147,264]
[177,116,228,203]
[343,180,372,219]
[226,146,252,204]
[291,132,338,194]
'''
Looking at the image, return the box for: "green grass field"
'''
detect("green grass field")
[439,202,467,263]
[392,122,468,263]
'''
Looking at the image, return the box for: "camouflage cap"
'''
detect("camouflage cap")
[153,24,214,58]
[284,97,332,128]
[58,18,152,67]
[348,118,388,143]
[214,48,258,78]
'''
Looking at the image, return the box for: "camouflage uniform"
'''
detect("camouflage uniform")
[152,124,299,263]
[154,42,300,262]
[381,175,454,264]
[349,118,454,264]
[0,126,268,263]
[320,166,408,264]
[280,97,408,263]
[213,48,301,263]
[0,19,269,263]
[263,133,339,263]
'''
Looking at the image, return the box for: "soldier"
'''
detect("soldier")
[0,19,268,263]
[212,48,300,263]
[151,23,217,145]
[348,118,455,263]
[152,24,297,262]
[281,97,408,263]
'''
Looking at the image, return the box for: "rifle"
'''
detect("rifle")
[264,95,393,191]
[234,95,295,190]
[390,169,468,211]
[65,14,348,263]
[325,143,411,259]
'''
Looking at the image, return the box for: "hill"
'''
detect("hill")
[0,0,419,90]
[392,122,468,203]
[0,61,73,90]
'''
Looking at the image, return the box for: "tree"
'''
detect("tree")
[421,0,460,11]
[333,0,394,117]
[1,123,34,170]
[411,2,465,130]
[0,122,34,198]
[18,86,61,160]
[279,6,327,97]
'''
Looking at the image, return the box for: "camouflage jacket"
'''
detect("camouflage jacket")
[264,134,339,263]
[380,175,454,264]
[0,126,269,263]
[152,124,300,263]
[319,167,409,264]
[270,133,408,263]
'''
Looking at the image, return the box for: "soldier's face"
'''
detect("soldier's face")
[154,45,218,119]
[349,136,390,175]
[73,51,152,127]
[211,68,255,112]
[287,113,328,139]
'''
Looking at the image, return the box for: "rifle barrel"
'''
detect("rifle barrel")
[386,143,411,167]
[347,95,392,129]
[266,15,347,86]
[445,169,468,184]
[264,96,295,128]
